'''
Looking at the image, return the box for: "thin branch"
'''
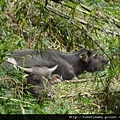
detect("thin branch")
[20,104,25,114]
[1,77,18,86]
[60,90,120,98]
[65,76,107,83]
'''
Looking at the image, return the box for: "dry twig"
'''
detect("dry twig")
[60,90,120,98]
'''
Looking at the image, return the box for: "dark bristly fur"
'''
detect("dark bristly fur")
[3,48,109,80]
[3,48,109,98]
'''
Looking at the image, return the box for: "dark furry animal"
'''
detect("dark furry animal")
[3,48,109,80]
[5,57,58,79]
[2,48,109,98]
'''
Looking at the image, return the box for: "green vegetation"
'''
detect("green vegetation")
[0,0,120,114]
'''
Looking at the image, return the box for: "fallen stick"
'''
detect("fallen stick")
[60,90,120,98]
[65,76,107,83]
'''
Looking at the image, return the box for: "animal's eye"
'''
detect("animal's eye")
[101,60,108,64]
[32,77,37,81]
[32,77,39,83]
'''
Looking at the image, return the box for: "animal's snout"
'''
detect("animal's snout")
[105,59,110,64]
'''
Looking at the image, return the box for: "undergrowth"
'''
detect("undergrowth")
[0,0,120,114]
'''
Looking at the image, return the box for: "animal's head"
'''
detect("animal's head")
[79,48,109,72]
[18,65,58,79]
[25,73,50,97]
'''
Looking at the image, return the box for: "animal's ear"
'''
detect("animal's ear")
[79,53,88,62]
[80,48,92,56]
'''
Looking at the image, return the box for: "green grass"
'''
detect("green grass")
[0,68,119,114]
[0,0,120,114]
